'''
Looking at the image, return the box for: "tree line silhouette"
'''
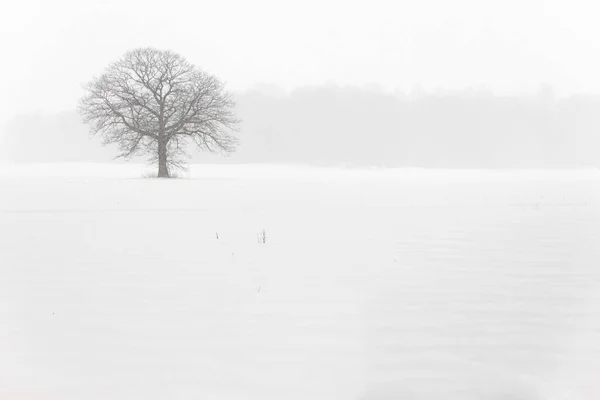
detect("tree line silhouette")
[3,84,599,168]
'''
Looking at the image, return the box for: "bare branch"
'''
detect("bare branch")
[79,47,240,177]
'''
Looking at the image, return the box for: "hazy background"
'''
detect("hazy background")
[1,0,600,167]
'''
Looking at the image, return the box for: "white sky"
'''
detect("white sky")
[1,0,600,121]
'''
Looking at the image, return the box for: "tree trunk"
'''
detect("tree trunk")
[157,139,169,178]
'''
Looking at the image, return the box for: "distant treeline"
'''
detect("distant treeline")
[2,85,599,168]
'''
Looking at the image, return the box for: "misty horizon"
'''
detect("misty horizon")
[3,0,600,170]
[2,83,599,169]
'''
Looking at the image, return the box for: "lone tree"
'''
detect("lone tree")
[79,47,240,178]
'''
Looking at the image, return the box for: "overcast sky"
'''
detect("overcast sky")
[1,0,599,122]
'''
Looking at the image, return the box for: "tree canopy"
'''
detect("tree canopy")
[79,47,240,177]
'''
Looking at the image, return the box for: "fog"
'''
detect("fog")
[2,0,600,168]
[2,85,600,168]
[3,2,600,399]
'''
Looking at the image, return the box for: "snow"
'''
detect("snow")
[1,163,599,400]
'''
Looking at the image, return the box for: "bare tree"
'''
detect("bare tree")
[79,47,240,178]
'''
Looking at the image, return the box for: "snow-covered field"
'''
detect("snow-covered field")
[1,163,599,400]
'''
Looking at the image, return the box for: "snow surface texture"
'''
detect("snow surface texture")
[1,163,599,400]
